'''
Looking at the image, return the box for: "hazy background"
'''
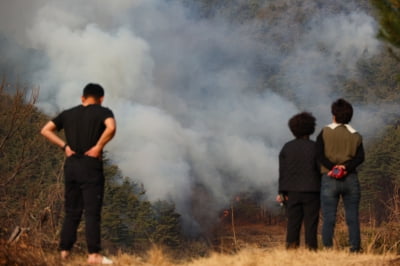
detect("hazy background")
[0,0,383,233]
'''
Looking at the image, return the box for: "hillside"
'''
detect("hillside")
[1,0,400,264]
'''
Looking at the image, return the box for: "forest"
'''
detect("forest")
[1,0,400,265]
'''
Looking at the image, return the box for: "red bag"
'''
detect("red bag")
[328,166,346,179]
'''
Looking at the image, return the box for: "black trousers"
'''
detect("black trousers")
[59,155,104,253]
[286,191,320,250]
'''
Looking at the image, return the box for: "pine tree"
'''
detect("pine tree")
[359,125,400,224]
[371,0,400,59]
[151,200,182,248]
[101,163,184,251]
[102,166,156,251]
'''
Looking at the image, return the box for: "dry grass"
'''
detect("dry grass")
[56,247,400,266]
[185,248,399,266]
[1,217,399,265]
[2,242,399,266]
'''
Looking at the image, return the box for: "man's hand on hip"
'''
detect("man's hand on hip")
[84,145,102,159]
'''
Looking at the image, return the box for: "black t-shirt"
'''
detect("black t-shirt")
[52,104,114,155]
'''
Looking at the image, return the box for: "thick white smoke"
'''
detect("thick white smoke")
[0,0,381,233]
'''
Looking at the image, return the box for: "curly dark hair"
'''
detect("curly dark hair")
[331,98,353,124]
[288,112,316,138]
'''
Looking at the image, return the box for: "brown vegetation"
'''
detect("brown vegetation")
[0,81,65,252]
[1,213,400,266]
[1,240,399,266]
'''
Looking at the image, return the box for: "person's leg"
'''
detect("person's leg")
[321,175,339,248]
[285,192,303,248]
[342,174,361,252]
[60,157,83,254]
[303,192,320,250]
[81,157,105,255]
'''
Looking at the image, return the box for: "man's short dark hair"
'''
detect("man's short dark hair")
[83,83,104,99]
[288,112,316,138]
[331,98,353,124]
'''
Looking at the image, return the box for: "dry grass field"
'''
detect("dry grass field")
[1,222,399,266]
[2,207,399,266]
[2,244,399,266]
[131,247,398,266]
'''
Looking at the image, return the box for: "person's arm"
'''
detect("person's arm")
[344,142,365,173]
[84,117,116,158]
[40,121,75,156]
[316,130,335,170]
[278,147,285,194]
[277,146,288,202]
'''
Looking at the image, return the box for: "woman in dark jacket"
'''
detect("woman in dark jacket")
[277,112,321,250]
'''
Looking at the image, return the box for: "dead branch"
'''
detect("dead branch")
[7,226,30,244]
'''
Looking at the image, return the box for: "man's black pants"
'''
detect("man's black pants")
[286,191,320,250]
[60,155,104,254]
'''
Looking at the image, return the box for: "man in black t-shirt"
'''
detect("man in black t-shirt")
[41,83,116,264]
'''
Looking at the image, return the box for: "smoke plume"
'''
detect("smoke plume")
[0,0,382,234]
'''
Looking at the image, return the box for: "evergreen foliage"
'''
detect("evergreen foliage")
[102,167,156,251]
[151,200,182,247]
[371,0,400,49]
[358,125,400,224]
[102,168,182,250]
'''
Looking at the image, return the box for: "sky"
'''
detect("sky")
[0,0,383,234]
